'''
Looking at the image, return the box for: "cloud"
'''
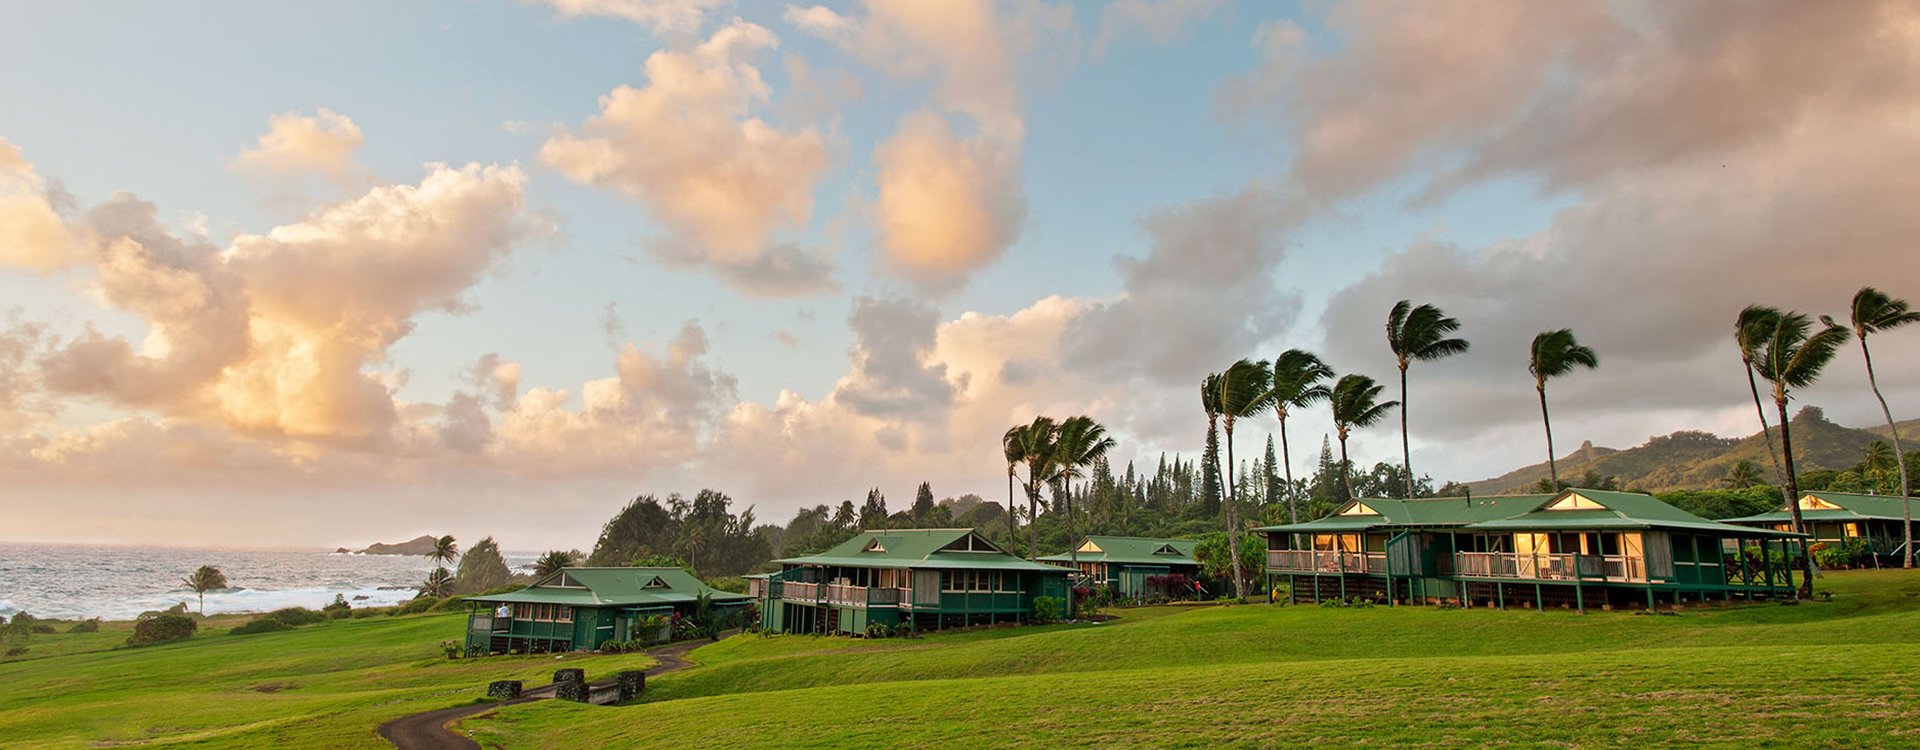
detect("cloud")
[786,1,1069,290]
[540,0,720,34]
[1064,187,1303,386]
[1219,0,1616,201]
[1093,0,1222,54]
[830,295,962,425]
[872,111,1025,293]
[235,109,366,185]
[0,138,85,272]
[25,162,533,446]
[541,19,836,295]
[0,312,53,432]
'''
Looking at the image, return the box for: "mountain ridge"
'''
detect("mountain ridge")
[1465,407,1919,495]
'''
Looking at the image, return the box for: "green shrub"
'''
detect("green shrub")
[894,619,916,638]
[128,614,197,646]
[1033,596,1061,624]
[350,607,385,619]
[440,640,461,659]
[322,595,352,619]
[393,597,440,615]
[230,618,293,636]
[430,596,469,612]
[67,618,101,634]
[265,607,328,626]
[864,622,892,638]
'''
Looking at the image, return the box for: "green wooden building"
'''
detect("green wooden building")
[758,528,1072,635]
[1724,491,1918,564]
[461,567,751,656]
[1037,536,1200,599]
[1257,489,1809,611]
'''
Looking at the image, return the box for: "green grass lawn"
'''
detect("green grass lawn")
[469,570,1920,748]
[0,612,657,749]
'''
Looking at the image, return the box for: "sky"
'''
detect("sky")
[2,0,1918,549]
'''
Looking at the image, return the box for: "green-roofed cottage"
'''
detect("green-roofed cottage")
[1256,489,1808,611]
[758,528,1071,635]
[1037,536,1200,600]
[460,567,751,656]
[1723,491,1918,564]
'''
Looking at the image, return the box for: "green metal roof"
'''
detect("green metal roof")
[1724,491,1917,525]
[775,528,1070,572]
[1254,494,1553,533]
[463,567,753,608]
[1256,490,1802,538]
[1037,536,1199,565]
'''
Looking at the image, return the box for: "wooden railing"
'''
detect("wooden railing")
[1447,552,1645,582]
[1266,550,1386,574]
[780,581,910,608]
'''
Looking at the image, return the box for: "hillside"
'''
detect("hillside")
[464,571,1920,748]
[1467,407,1920,495]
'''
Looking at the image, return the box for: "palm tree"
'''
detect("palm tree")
[1751,310,1850,597]
[1013,416,1060,559]
[1385,301,1469,499]
[1839,287,1919,567]
[1200,373,1224,516]
[1528,329,1599,490]
[1216,359,1272,602]
[1722,459,1765,489]
[419,567,455,598]
[1329,374,1399,504]
[1053,415,1117,616]
[679,524,708,575]
[534,550,576,576]
[1736,306,1793,507]
[430,535,458,571]
[1266,349,1334,524]
[181,565,228,615]
[1002,425,1028,556]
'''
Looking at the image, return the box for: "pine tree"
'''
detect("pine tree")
[911,482,936,525]
[1263,434,1282,512]
[1200,430,1223,519]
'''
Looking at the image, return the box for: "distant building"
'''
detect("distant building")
[758,528,1071,635]
[1724,491,1918,564]
[1037,536,1200,600]
[460,567,750,656]
[1258,488,1808,611]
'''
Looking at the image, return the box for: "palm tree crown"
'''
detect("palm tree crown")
[1266,349,1333,523]
[1013,415,1060,558]
[430,535,458,569]
[419,567,455,598]
[1329,374,1399,503]
[534,550,576,576]
[1386,300,1469,498]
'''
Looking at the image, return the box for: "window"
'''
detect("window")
[863,538,887,553]
[941,570,1008,592]
[643,576,668,589]
[1544,493,1604,511]
[1338,501,1380,516]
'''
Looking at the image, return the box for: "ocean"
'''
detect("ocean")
[0,542,539,621]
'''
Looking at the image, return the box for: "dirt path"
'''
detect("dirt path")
[376,637,717,750]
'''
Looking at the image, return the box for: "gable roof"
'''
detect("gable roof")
[1256,490,1801,538]
[775,528,1069,572]
[1037,536,1199,565]
[1723,491,1917,525]
[464,567,752,607]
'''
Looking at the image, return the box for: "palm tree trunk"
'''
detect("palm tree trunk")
[198,591,204,615]
[1279,412,1297,524]
[1065,482,1078,617]
[1539,382,1558,490]
[1399,366,1413,499]
[1338,431,1354,505]
[1775,396,1815,598]
[1224,421,1246,602]
[1006,469,1019,556]
[1746,365,1793,508]
[1027,483,1039,561]
[1860,339,1913,568]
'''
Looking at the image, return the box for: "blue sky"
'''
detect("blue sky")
[3,1,1912,547]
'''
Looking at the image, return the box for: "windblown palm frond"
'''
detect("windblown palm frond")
[1529,329,1600,382]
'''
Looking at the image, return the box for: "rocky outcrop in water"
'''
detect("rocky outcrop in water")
[351,535,439,556]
